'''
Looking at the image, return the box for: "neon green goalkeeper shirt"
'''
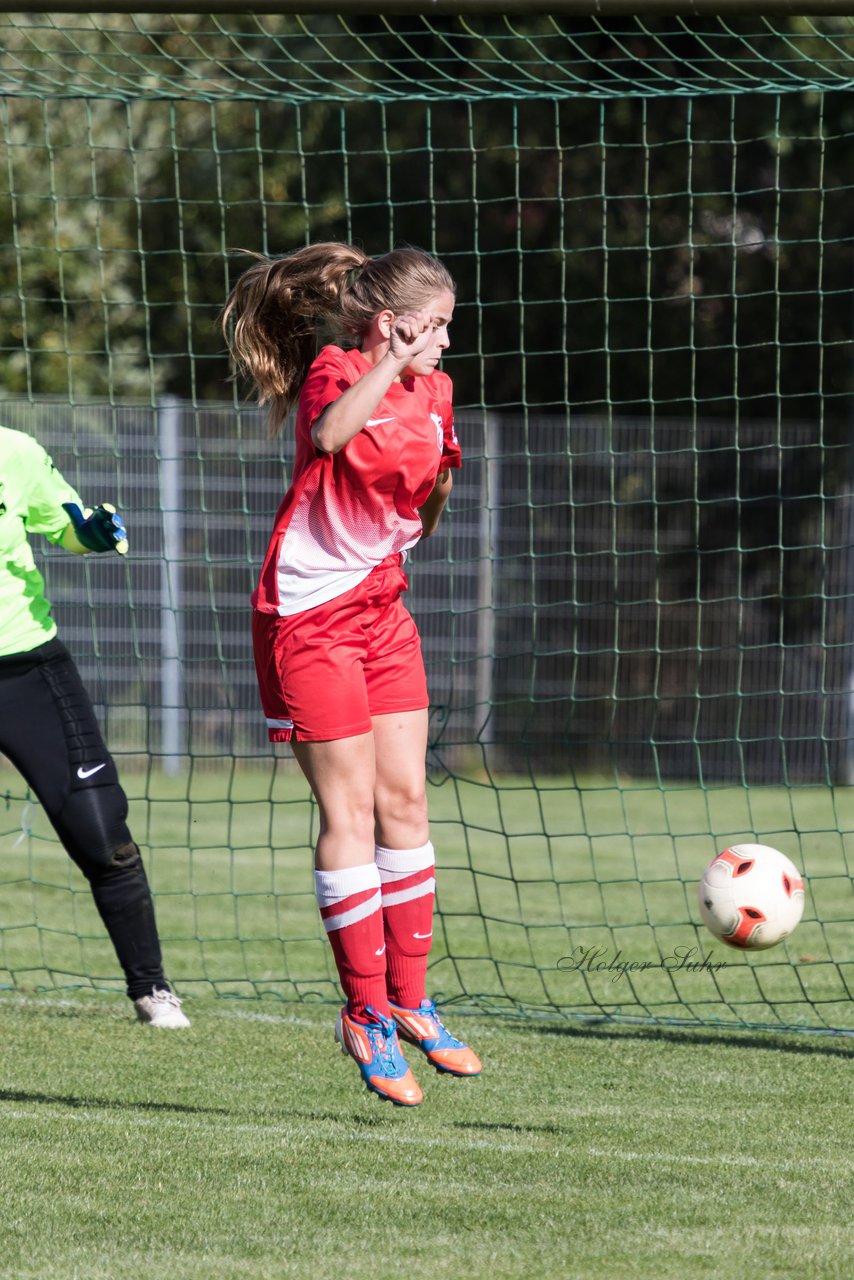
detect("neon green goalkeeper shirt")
[0,425,83,657]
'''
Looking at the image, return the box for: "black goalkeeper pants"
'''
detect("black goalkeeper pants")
[0,637,167,999]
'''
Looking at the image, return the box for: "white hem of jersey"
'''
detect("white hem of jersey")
[275,564,375,617]
[273,545,413,618]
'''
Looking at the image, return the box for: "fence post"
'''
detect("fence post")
[476,414,500,744]
[158,395,183,775]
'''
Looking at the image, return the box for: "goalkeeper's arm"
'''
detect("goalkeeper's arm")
[61,502,129,556]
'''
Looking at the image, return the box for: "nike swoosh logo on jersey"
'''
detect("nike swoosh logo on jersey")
[412,931,433,940]
[375,944,387,956]
[366,416,395,426]
[77,763,106,779]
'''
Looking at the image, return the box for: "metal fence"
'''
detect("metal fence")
[3,398,851,783]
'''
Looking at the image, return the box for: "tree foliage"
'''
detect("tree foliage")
[0,12,850,419]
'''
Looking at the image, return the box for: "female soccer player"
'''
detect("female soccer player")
[223,242,481,1105]
[0,426,189,1028]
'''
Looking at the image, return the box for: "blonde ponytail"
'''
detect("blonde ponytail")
[222,242,455,435]
[222,242,368,434]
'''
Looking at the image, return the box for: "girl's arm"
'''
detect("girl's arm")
[311,309,436,454]
[311,350,409,454]
[418,469,452,538]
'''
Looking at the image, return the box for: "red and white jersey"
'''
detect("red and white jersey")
[253,345,461,617]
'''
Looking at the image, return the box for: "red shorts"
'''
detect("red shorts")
[252,556,429,743]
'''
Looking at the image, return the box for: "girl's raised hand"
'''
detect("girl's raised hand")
[388,309,435,362]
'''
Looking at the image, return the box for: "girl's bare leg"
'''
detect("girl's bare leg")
[371,709,430,850]
[291,732,376,870]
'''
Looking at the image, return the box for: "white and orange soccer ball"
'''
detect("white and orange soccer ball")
[698,843,805,950]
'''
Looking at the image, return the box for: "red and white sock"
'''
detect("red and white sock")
[314,863,388,1023]
[375,841,436,1009]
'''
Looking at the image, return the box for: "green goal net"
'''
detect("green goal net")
[0,12,853,1035]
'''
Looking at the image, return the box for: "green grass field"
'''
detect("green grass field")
[1,990,853,1279]
[2,761,853,1033]
[2,762,854,1276]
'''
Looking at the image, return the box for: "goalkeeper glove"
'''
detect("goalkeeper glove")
[62,502,129,555]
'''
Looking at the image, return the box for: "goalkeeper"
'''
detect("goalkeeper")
[0,425,189,1028]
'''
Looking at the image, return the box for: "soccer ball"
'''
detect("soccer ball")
[697,843,805,950]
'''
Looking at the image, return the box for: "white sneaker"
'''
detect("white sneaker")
[134,989,191,1029]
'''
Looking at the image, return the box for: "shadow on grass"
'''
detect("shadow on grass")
[0,1088,229,1115]
[528,1021,854,1059]
[454,1119,568,1137]
[289,1108,406,1127]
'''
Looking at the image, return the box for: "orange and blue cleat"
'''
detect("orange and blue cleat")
[389,999,482,1077]
[335,1006,423,1106]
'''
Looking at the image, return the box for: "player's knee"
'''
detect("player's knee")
[55,784,134,876]
[374,781,428,843]
[318,794,376,845]
[108,839,141,870]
